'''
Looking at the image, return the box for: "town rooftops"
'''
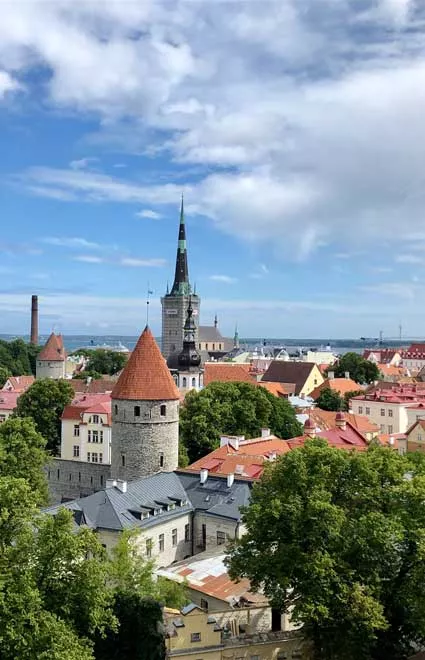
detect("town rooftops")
[0,391,20,411]
[199,325,226,343]
[203,363,256,386]
[289,417,368,451]
[2,375,35,393]
[68,378,117,395]
[176,471,251,521]
[262,361,319,395]
[157,548,266,606]
[38,332,66,362]
[309,377,362,400]
[352,384,425,405]
[297,409,379,436]
[112,326,180,401]
[61,393,112,424]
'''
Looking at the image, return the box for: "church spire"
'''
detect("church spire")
[170,195,191,296]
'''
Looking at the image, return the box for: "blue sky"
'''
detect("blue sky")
[1,0,425,338]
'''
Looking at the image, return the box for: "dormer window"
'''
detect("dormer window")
[92,415,99,424]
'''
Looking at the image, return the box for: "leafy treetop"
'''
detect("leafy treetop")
[329,352,380,384]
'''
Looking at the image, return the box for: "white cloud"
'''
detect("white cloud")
[395,254,423,264]
[209,275,237,284]
[43,236,102,250]
[69,157,99,170]
[74,255,104,264]
[120,257,166,267]
[0,70,20,98]
[136,209,162,220]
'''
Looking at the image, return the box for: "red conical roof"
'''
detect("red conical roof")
[38,332,66,361]
[112,326,180,401]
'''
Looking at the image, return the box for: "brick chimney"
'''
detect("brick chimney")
[30,294,38,345]
[304,418,316,438]
[335,412,347,431]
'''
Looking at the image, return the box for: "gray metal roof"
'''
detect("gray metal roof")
[176,472,251,521]
[45,472,192,531]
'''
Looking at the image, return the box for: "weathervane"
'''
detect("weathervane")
[146,283,153,325]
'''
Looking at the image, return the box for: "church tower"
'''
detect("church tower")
[111,326,180,481]
[161,197,200,360]
[173,298,203,392]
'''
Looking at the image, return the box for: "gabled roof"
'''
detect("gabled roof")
[176,472,251,521]
[112,326,179,401]
[199,325,225,342]
[69,378,116,394]
[303,409,379,435]
[288,421,368,451]
[262,361,319,394]
[0,391,20,410]
[310,377,363,400]
[203,363,256,386]
[2,375,35,393]
[61,393,112,423]
[38,333,66,362]
[258,381,292,397]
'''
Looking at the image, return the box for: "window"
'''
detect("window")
[88,430,92,442]
[388,425,393,434]
[92,452,99,463]
[87,452,91,462]
[159,453,164,468]
[73,424,80,437]
[380,424,385,432]
[92,430,99,443]
[200,598,208,611]
[212,343,215,350]
[134,405,140,417]
[160,404,166,417]
[114,404,118,415]
[69,473,72,481]
[73,445,80,458]
[78,472,81,483]
[100,475,104,486]
[192,377,196,387]
[190,633,201,643]
[159,534,164,552]
[57,469,60,479]
[217,531,226,546]
[388,409,393,418]
[146,538,152,558]
[219,343,222,350]
[182,377,187,387]
[121,454,126,467]
[99,453,103,463]
[206,343,209,350]
[358,406,363,414]
[185,524,190,542]
[172,528,177,546]
[100,430,103,443]
[380,409,385,416]
[92,415,99,424]
[366,407,370,415]
[418,434,423,442]
[250,656,260,660]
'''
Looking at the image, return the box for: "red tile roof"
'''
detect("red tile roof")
[203,363,256,386]
[288,421,368,451]
[38,333,66,361]
[61,393,112,424]
[310,377,363,400]
[258,381,292,397]
[112,326,179,401]
[0,391,20,411]
[69,378,116,394]
[2,375,35,392]
[310,409,379,435]
[363,348,401,363]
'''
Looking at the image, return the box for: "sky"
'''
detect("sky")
[1,0,425,339]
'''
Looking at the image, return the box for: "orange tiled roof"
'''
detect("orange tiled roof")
[203,363,256,386]
[38,333,66,362]
[2,375,35,392]
[310,377,363,400]
[69,379,116,394]
[377,363,406,377]
[112,326,179,401]
[258,381,290,397]
[289,420,368,451]
[310,409,379,435]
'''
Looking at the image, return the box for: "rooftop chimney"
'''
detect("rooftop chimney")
[220,435,244,450]
[261,428,270,439]
[344,371,350,380]
[200,468,208,484]
[30,294,38,345]
[328,371,335,380]
[105,478,127,493]
[335,412,347,431]
[227,473,235,488]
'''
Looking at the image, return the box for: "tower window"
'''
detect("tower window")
[114,404,118,415]
[192,378,196,387]
[121,454,126,467]
[159,453,164,468]
[182,377,187,388]
[160,404,166,417]
[134,405,140,417]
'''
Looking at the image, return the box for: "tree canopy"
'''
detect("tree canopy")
[315,388,365,412]
[228,439,425,660]
[180,381,303,463]
[14,378,74,454]
[330,352,380,384]
[0,366,12,388]
[73,349,127,376]
[0,338,40,376]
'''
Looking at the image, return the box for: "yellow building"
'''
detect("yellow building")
[165,603,311,660]
[262,362,324,398]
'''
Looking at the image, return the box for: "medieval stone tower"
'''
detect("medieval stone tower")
[36,332,66,379]
[161,197,200,360]
[111,326,180,481]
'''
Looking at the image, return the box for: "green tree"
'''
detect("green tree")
[180,381,302,463]
[0,338,40,376]
[0,417,49,504]
[0,366,11,387]
[315,387,344,411]
[15,378,74,454]
[343,389,365,411]
[73,349,127,376]
[228,440,425,660]
[330,353,380,385]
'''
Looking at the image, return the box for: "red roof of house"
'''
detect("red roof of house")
[185,435,291,479]
[0,391,20,411]
[38,333,66,362]
[203,363,256,386]
[288,421,368,451]
[69,378,116,394]
[61,393,112,423]
[258,381,292,397]
[2,375,35,392]
[310,377,363,400]
[112,326,179,401]
[363,348,401,363]
[310,409,379,435]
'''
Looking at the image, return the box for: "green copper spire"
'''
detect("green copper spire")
[170,195,191,296]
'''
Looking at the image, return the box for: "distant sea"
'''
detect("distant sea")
[0,334,411,355]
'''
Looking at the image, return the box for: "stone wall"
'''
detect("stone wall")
[36,360,65,380]
[161,293,200,359]
[47,458,111,503]
[111,398,179,480]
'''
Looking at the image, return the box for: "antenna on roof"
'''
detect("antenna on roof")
[146,282,153,326]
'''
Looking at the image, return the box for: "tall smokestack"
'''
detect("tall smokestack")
[30,295,38,345]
